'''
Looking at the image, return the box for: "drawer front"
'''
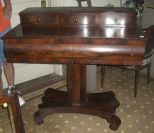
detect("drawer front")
[100,12,137,28]
[20,14,58,27]
[20,12,136,28]
[59,14,97,27]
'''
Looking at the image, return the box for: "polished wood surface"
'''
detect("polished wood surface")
[2,7,147,131]
[3,25,145,65]
[19,7,137,28]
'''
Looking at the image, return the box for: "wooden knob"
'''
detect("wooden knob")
[114,18,118,23]
[74,18,78,23]
[37,17,41,22]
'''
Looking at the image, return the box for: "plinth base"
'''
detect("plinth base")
[34,88,121,130]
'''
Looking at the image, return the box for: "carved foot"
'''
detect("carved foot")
[34,111,44,125]
[108,115,121,130]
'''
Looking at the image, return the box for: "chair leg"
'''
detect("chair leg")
[134,69,140,97]
[76,0,92,7]
[101,66,105,88]
[76,0,82,7]
[78,2,82,7]
[87,0,92,7]
[147,63,151,85]
[10,94,25,133]
[7,107,14,133]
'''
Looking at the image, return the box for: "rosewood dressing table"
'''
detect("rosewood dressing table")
[2,7,146,131]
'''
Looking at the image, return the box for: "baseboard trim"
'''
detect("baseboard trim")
[23,80,67,101]
[15,73,65,96]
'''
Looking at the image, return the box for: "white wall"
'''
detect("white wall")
[47,0,120,7]
[92,0,120,7]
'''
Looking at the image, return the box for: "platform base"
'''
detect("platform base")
[34,88,121,130]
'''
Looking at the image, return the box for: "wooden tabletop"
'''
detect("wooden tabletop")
[3,24,145,65]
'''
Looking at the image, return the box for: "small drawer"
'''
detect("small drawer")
[20,14,58,26]
[100,12,136,28]
[59,14,97,27]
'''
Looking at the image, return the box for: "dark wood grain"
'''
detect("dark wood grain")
[3,25,145,65]
[19,7,137,28]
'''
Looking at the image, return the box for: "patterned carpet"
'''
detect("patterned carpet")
[0,67,154,133]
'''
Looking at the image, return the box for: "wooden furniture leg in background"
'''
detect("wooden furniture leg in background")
[0,93,25,133]
[76,0,92,7]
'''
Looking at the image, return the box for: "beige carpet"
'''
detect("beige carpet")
[0,67,154,133]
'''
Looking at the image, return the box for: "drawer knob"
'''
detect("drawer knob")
[74,18,78,23]
[114,18,118,23]
[37,17,41,22]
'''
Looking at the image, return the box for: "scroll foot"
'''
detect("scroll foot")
[109,115,121,130]
[34,111,44,125]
